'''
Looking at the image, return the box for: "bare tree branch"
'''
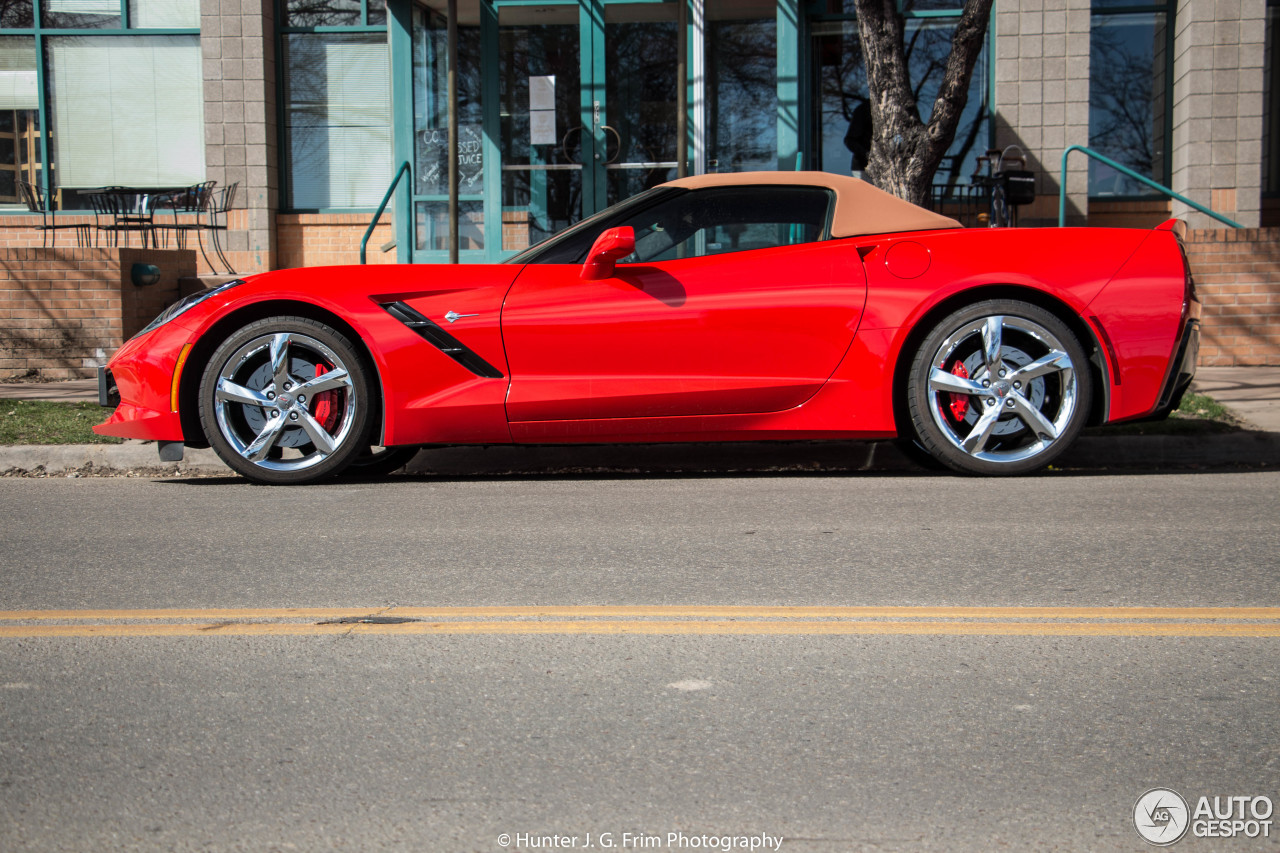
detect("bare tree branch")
[852,0,993,205]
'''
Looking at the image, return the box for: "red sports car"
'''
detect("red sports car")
[95,171,1200,484]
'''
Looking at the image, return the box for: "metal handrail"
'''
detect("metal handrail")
[360,160,412,264]
[1059,145,1242,229]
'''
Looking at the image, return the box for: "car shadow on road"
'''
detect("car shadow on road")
[158,434,1278,485]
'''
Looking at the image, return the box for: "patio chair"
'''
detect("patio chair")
[18,178,91,248]
[155,181,217,261]
[89,187,158,248]
[203,182,238,274]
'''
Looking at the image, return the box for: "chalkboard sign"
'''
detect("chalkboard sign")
[416,124,483,195]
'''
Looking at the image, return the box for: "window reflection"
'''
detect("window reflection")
[498,11,582,248]
[0,35,40,208]
[708,1,777,172]
[0,1,33,28]
[605,9,678,201]
[812,18,988,196]
[1088,13,1168,195]
[413,6,482,197]
[42,0,120,30]
[284,0,363,28]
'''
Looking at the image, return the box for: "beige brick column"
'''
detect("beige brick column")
[200,0,278,274]
[993,0,1092,226]
[1171,0,1266,228]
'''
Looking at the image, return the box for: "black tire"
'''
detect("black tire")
[905,299,1091,475]
[338,445,420,479]
[198,316,373,484]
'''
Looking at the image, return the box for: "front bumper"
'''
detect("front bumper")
[92,322,193,442]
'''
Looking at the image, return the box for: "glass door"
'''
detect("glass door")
[497,0,678,255]
[404,0,682,260]
[411,4,487,258]
[497,4,583,252]
[601,3,680,207]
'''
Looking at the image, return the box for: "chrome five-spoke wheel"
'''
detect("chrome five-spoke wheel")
[199,317,372,484]
[906,300,1091,475]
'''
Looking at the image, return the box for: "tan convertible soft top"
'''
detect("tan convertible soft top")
[660,171,962,238]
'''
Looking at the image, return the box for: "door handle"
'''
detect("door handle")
[601,125,622,164]
[562,125,584,162]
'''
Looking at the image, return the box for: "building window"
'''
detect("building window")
[283,0,385,28]
[42,0,121,30]
[0,37,39,206]
[0,4,203,211]
[129,0,200,29]
[810,3,990,194]
[1088,1,1173,196]
[46,35,205,207]
[280,1,391,210]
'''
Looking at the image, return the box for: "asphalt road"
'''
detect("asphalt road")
[2,471,1278,851]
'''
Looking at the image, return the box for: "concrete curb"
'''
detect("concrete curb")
[0,442,229,477]
[2,432,1276,478]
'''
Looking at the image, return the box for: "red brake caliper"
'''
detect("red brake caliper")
[311,364,338,432]
[948,361,970,421]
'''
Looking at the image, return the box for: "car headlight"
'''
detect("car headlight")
[136,279,245,338]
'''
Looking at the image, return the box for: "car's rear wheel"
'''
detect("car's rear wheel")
[199,317,372,485]
[906,299,1090,475]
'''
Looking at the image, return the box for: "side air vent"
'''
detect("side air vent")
[380,301,504,379]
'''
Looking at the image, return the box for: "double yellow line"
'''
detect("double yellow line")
[2,606,1279,638]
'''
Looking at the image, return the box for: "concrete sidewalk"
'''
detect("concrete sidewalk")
[1189,366,1280,432]
[1,367,1277,477]
[0,378,99,403]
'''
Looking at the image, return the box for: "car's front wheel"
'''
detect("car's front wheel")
[905,300,1091,475]
[198,316,373,484]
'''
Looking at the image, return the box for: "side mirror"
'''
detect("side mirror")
[580,226,636,280]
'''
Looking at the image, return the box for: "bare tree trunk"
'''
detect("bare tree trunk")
[853,0,994,206]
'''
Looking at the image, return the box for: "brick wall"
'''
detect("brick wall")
[0,215,94,249]
[276,213,396,269]
[0,248,196,380]
[1185,227,1280,366]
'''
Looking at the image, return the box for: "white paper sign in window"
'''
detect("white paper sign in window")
[529,75,556,145]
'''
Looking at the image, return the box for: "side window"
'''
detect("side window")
[620,186,832,264]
